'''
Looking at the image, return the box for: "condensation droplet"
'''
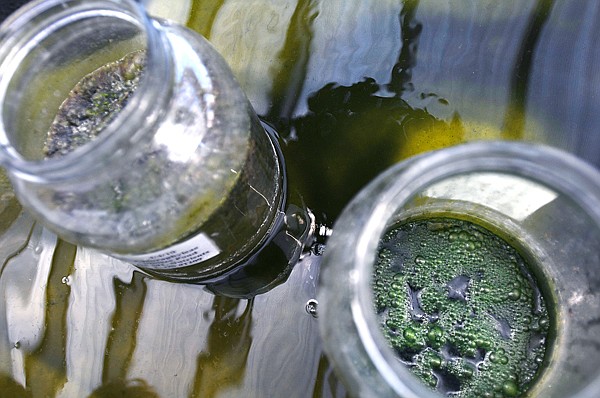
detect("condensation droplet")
[311,243,325,256]
[305,299,318,318]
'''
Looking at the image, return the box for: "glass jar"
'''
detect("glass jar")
[318,141,600,398]
[0,0,285,282]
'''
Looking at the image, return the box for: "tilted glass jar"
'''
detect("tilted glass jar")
[0,0,285,282]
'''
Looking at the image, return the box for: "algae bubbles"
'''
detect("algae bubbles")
[373,217,551,398]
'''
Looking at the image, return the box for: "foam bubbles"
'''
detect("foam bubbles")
[373,217,551,398]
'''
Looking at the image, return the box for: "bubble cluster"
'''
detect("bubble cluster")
[373,217,551,398]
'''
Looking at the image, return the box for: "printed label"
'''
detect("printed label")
[113,232,221,270]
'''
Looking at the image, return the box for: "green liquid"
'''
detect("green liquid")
[373,217,551,398]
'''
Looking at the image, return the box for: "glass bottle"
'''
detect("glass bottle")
[319,141,600,398]
[0,0,286,282]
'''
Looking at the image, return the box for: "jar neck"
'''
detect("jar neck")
[0,0,173,184]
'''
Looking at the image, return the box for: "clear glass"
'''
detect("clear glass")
[0,0,285,282]
[318,141,600,398]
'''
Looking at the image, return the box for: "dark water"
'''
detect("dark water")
[195,0,600,223]
[2,0,600,396]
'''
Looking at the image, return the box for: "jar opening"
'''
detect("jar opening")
[349,142,600,398]
[0,0,171,183]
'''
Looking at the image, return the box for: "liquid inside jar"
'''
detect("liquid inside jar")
[373,217,551,398]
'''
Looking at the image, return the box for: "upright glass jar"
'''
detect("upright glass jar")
[319,141,600,398]
[0,0,285,282]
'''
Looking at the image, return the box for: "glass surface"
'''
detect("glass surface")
[0,0,285,282]
[2,0,600,396]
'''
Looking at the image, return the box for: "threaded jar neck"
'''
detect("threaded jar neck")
[0,0,172,184]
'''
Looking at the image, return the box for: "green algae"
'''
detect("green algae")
[373,217,551,398]
[44,50,145,158]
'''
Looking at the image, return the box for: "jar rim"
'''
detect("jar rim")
[0,0,172,184]
[320,141,600,397]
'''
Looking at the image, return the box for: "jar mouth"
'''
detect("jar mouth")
[0,0,172,184]
[320,141,600,397]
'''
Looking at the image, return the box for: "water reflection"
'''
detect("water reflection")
[186,0,223,38]
[525,1,600,163]
[0,229,327,396]
[190,0,600,169]
[192,297,253,397]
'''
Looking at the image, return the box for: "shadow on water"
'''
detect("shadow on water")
[186,0,226,39]
[26,240,76,396]
[503,0,554,138]
[0,373,32,398]
[282,78,463,222]
[263,0,462,222]
[259,0,490,223]
[88,379,159,398]
[192,297,253,398]
[387,0,422,96]
[267,0,319,124]
[103,272,148,384]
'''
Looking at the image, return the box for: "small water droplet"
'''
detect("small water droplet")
[305,299,318,318]
[311,243,325,256]
[61,276,71,285]
[34,245,43,254]
[507,289,521,301]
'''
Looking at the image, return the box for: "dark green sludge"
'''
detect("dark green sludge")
[44,50,145,158]
[373,217,551,398]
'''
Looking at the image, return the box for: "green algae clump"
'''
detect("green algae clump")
[373,217,551,398]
